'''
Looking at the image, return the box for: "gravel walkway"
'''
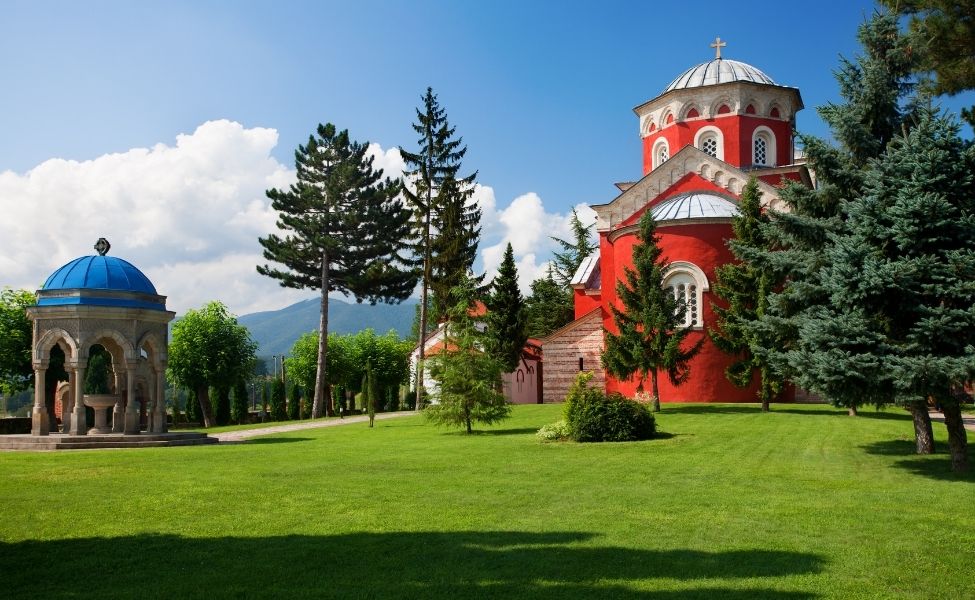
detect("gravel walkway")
[213,411,416,443]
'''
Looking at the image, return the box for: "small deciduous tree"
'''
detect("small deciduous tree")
[602,210,703,412]
[0,288,34,397]
[167,301,257,428]
[426,274,510,433]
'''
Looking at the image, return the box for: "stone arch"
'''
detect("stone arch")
[137,331,167,369]
[85,329,136,363]
[679,102,702,120]
[35,328,79,364]
[709,96,734,118]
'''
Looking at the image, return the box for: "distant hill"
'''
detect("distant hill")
[237,296,418,357]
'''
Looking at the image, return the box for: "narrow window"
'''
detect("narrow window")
[754,136,768,165]
[701,135,718,157]
[578,357,584,371]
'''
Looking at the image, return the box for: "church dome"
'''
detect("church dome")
[664,59,776,93]
[650,192,739,222]
[42,255,158,294]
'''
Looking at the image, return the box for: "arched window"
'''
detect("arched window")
[694,127,724,160]
[653,139,670,170]
[752,127,777,167]
[717,104,731,114]
[662,262,709,329]
[745,104,756,115]
[770,106,781,119]
[686,107,700,118]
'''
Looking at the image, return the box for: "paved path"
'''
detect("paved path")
[213,411,417,443]
[928,411,975,433]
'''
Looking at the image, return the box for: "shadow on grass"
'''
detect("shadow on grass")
[475,427,541,436]
[861,440,975,482]
[244,437,315,445]
[0,531,824,599]
[660,405,909,421]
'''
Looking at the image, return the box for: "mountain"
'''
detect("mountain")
[237,296,419,357]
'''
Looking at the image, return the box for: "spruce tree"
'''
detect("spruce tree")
[429,174,482,319]
[710,179,783,412]
[524,266,574,338]
[601,210,704,412]
[826,108,975,471]
[401,88,480,411]
[485,243,528,372]
[259,123,415,419]
[551,208,597,289]
[426,274,510,433]
[287,381,300,420]
[752,13,918,417]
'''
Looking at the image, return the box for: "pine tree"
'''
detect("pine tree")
[259,123,415,420]
[601,210,704,412]
[551,208,597,288]
[426,274,510,433]
[753,13,919,418]
[709,179,783,412]
[401,88,479,411]
[429,174,482,319]
[825,108,975,471]
[524,266,574,338]
[485,243,528,372]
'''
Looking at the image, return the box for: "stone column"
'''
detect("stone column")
[112,370,124,433]
[153,370,167,433]
[62,370,75,433]
[31,366,49,436]
[124,367,139,434]
[68,365,87,435]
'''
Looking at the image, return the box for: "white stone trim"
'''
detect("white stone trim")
[694,126,724,161]
[652,138,670,171]
[663,261,709,330]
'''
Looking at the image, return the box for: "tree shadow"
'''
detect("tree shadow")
[243,437,315,445]
[0,531,825,599]
[475,427,541,436]
[861,440,975,482]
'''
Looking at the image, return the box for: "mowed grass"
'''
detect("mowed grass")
[1,403,972,599]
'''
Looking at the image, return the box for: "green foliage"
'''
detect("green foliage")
[287,381,300,420]
[260,381,269,417]
[754,14,918,412]
[185,387,201,424]
[231,379,249,425]
[484,243,528,372]
[535,420,570,442]
[524,266,574,338]
[882,0,975,127]
[269,378,287,421]
[0,288,34,396]
[426,274,510,433]
[568,392,656,443]
[83,346,112,394]
[259,122,416,419]
[213,386,231,426]
[167,301,257,428]
[601,210,703,411]
[550,208,597,289]
[709,179,783,411]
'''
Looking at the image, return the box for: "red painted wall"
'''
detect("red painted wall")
[573,289,601,319]
[642,114,792,174]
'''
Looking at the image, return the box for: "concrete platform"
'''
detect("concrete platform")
[0,432,217,450]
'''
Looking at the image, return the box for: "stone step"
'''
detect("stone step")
[0,432,217,450]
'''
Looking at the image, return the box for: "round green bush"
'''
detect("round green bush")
[563,374,655,442]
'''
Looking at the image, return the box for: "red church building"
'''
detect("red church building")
[542,44,812,404]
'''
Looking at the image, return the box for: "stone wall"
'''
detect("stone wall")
[541,310,605,404]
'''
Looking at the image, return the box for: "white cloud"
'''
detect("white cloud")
[0,121,596,315]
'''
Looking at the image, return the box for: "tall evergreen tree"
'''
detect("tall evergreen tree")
[524,266,574,338]
[231,379,249,425]
[426,273,510,433]
[259,123,415,419]
[710,179,783,412]
[550,208,597,288]
[751,14,918,418]
[824,108,975,471]
[401,88,479,410]
[602,210,704,412]
[484,243,528,372]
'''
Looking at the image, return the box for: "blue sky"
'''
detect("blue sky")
[1,0,972,314]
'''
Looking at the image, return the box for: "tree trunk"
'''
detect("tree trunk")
[312,253,330,419]
[848,405,857,416]
[941,401,969,473]
[196,384,214,428]
[651,371,661,413]
[759,367,771,412]
[910,400,935,455]
[415,207,432,412]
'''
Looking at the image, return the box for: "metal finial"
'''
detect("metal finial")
[710,36,727,60]
[94,238,111,256]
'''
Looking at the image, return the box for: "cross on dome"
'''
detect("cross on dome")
[710,37,727,59]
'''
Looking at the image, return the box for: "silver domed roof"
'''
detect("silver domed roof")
[664,59,776,92]
[650,193,739,222]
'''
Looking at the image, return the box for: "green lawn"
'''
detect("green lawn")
[1,403,972,599]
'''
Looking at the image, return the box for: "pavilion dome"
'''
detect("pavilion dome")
[664,59,776,93]
[42,255,158,294]
[650,192,739,222]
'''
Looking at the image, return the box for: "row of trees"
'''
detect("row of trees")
[257,86,598,423]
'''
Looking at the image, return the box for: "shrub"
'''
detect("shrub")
[536,420,571,442]
[563,372,655,442]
